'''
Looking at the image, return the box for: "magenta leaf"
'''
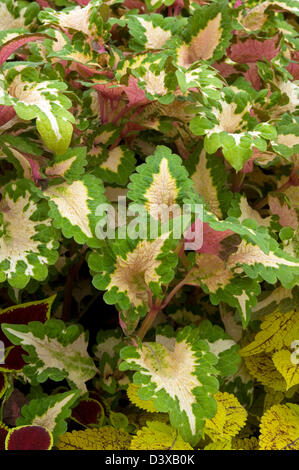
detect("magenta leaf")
[5,425,53,450]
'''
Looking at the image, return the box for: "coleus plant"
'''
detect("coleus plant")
[0,0,298,451]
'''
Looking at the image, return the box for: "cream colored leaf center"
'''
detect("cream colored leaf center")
[107,233,169,307]
[45,181,93,238]
[144,158,178,221]
[178,13,222,66]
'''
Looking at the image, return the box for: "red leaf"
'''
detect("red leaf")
[71,399,104,427]
[5,426,53,450]
[23,156,42,183]
[35,0,50,7]
[122,77,149,107]
[0,106,16,126]
[0,346,26,372]
[185,222,233,254]
[0,423,8,451]
[0,34,47,67]
[229,38,279,64]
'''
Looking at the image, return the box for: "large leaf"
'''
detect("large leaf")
[5,425,53,450]
[89,231,178,318]
[120,325,219,445]
[240,309,299,356]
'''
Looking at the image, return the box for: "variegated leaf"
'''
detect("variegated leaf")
[45,147,87,183]
[197,320,241,377]
[43,174,107,248]
[92,145,136,186]
[185,145,232,219]
[0,68,75,154]
[126,14,172,51]
[89,231,178,317]
[93,328,129,394]
[175,2,231,68]
[16,390,80,444]
[252,286,299,317]
[38,0,104,40]
[190,88,277,171]
[0,0,40,32]
[128,145,198,222]
[1,319,97,394]
[0,179,59,288]
[228,240,299,288]
[120,325,219,445]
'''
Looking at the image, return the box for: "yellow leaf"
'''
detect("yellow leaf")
[232,437,259,450]
[272,349,299,390]
[204,392,247,442]
[240,309,299,357]
[204,439,232,450]
[127,383,157,413]
[130,421,193,450]
[56,426,131,450]
[244,352,286,392]
[264,390,284,411]
[259,404,299,450]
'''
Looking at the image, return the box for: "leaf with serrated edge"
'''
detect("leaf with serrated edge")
[16,390,80,445]
[44,174,107,247]
[120,325,219,445]
[1,320,97,394]
[204,392,247,442]
[240,310,299,356]
[0,180,59,288]
[176,2,231,67]
[259,404,299,450]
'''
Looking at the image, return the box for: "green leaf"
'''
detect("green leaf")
[43,174,107,248]
[0,68,75,154]
[1,319,97,393]
[0,179,59,288]
[120,325,219,445]
[45,147,87,183]
[175,1,232,67]
[16,390,80,445]
[92,145,136,186]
